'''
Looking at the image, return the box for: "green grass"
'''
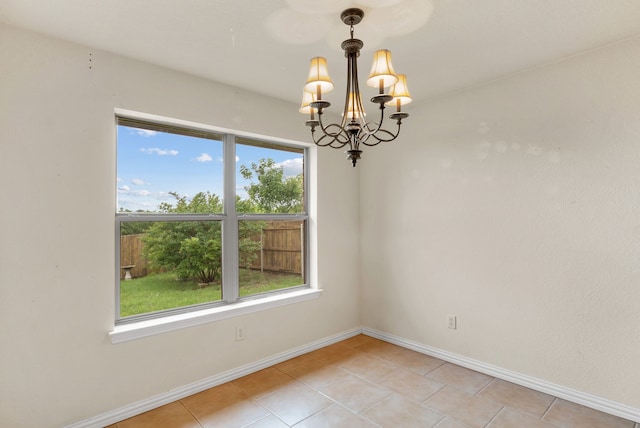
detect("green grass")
[120,270,303,318]
[239,269,303,296]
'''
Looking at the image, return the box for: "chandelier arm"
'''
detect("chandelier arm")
[351,48,367,130]
[360,124,403,147]
[340,34,367,131]
[313,132,350,148]
[360,103,387,136]
[313,116,350,148]
[316,113,350,144]
[312,131,350,148]
[340,52,352,129]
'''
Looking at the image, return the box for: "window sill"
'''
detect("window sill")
[109,288,322,344]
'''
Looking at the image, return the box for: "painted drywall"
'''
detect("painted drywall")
[0,23,360,427]
[360,36,640,408]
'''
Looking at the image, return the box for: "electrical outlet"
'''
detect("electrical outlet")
[447,314,457,330]
[235,326,246,341]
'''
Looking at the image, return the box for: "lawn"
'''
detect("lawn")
[120,270,303,318]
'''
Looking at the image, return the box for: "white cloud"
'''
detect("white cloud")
[196,153,213,162]
[117,176,122,182]
[140,147,179,156]
[131,178,146,185]
[236,155,240,162]
[135,129,157,137]
[118,187,158,197]
[277,158,304,176]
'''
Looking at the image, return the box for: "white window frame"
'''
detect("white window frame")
[110,111,320,344]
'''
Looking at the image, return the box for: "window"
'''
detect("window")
[116,116,309,324]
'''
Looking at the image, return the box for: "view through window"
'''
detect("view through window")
[116,117,308,322]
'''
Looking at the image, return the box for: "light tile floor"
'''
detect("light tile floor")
[110,335,638,428]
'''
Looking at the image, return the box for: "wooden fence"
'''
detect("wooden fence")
[119,233,149,279]
[247,221,304,275]
[119,221,303,279]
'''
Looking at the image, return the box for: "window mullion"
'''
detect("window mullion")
[222,134,239,302]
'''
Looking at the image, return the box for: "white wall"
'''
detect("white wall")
[0,24,360,427]
[360,36,640,409]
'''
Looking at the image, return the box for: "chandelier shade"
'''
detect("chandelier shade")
[367,49,399,91]
[345,92,366,119]
[387,74,412,111]
[300,8,412,167]
[304,57,334,97]
[299,90,317,115]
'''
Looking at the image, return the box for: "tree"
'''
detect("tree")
[118,208,153,235]
[240,158,303,213]
[141,191,264,283]
[119,221,152,236]
[141,157,303,284]
[157,191,223,214]
[142,192,223,283]
[235,195,263,270]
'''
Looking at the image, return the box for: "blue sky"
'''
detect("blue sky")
[117,126,303,212]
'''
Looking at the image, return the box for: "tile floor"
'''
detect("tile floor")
[109,335,638,428]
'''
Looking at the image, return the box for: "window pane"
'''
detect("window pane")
[117,124,224,213]
[119,220,223,318]
[238,219,306,298]
[236,139,305,214]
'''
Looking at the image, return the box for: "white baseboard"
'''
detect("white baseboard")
[65,328,361,428]
[362,327,640,424]
[67,326,639,427]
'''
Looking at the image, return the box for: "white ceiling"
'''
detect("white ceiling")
[1,0,639,107]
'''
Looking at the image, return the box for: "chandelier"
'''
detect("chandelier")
[299,8,412,167]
